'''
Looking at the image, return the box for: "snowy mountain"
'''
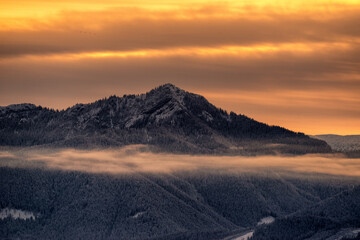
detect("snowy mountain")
[0,84,330,154]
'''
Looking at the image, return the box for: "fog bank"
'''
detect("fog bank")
[1,145,359,176]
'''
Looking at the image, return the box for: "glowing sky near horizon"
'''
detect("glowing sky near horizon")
[0,0,360,135]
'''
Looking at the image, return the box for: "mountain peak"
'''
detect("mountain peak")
[152,83,185,96]
[0,84,332,154]
[159,83,180,90]
[148,83,187,106]
[160,83,178,88]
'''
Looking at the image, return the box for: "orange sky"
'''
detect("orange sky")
[0,0,359,135]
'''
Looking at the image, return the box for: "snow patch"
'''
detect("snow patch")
[76,107,102,128]
[131,211,145,219]
[19,118,29,123]
[154,102,182,123]
[125,115,144,128]
[233,231,254,240]
[0,208,37,220]
[201,110,214,122]
[257,216,275,225]
[326,228,360,240]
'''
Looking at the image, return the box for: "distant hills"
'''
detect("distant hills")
[0,83,330,154]
[314,135,360,152]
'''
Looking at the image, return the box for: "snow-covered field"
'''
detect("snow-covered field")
[0,208,37,220]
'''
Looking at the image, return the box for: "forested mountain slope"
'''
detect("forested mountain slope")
[253,186,360,240]
[1,167,357,240]
[0,84,330,154]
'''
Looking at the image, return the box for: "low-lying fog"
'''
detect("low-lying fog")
[1,145,359,176]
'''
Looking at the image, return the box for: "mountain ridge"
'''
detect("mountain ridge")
[253,186,360,240]
[0,83,331,154]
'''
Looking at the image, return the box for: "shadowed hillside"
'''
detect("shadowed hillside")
[1,167,358,240]
[253,186,360,240]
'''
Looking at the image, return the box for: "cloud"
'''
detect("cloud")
[1,146,360,177]
[1,5,360,57]
[1,42,359,134]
